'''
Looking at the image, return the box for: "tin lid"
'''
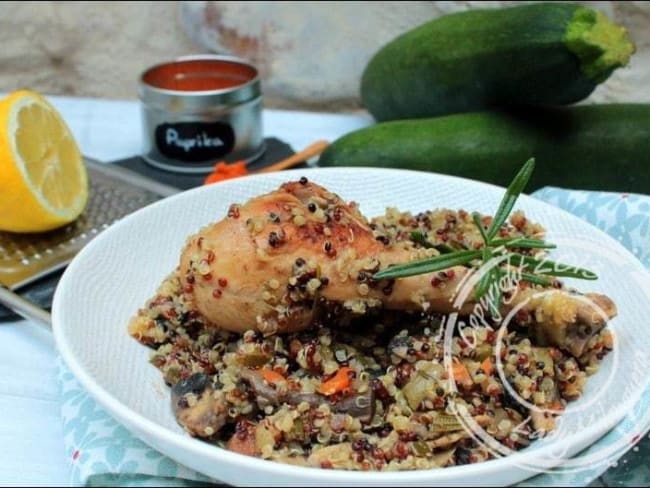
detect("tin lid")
[138,55,261,111]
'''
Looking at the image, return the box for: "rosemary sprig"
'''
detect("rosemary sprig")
[486,158,536,240]
[472,212,490,246]
[411,230,460,254]
[373,250,481,280]
[488,267,502,317]
[474,246,494,300]
[490,237,556,249]
[519,272,554,287]
[372,158,598,314]
[410,230,430,247]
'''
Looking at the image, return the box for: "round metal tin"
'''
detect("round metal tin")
[138,55,265,174]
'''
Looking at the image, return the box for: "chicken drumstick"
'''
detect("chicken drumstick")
[179,179,615,356]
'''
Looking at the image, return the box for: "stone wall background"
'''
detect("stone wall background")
[1,1,649,111]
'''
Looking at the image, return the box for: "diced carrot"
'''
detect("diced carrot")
[452,359,473,388]
[226,432,258,456]
[481,357,493,376]
[261,368,285,384]
[226,422,259,457]
[318,367,352,396]
[204,161,249,185]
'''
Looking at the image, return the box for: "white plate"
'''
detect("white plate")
[52,168,650,486]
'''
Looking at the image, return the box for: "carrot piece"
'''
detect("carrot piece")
[452,358,473,388]
[261,368,285,384]
[226,422,259,456]
[318,367,352,396]
[204,160,249,185]
[481,357,493,376]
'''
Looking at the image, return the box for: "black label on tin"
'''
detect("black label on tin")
[155,122,235,163]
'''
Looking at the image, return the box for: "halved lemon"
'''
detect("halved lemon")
[0,89,88,233]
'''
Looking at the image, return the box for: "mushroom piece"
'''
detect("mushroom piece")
[171,373,227,438]
[240,367,330,408]
[240,367,376,423]
[239,368,282,409]
[286,391,324,408]
[333,388,376,424]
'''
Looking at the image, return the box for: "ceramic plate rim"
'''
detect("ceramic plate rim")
[52,166,650,485]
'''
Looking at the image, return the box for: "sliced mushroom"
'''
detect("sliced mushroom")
[240,367,376,423]
[527,290,616,358]
[286,391,323,408]
[171,373,227,438]
[388,334,414,362]
[239,367,282,408]
[333,389,376,424]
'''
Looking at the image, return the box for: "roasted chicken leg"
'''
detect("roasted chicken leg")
[179,179,616,356]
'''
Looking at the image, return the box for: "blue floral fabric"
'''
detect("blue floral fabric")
[533,188,649,269]
[58,363,214,486]
[57,187,650,487]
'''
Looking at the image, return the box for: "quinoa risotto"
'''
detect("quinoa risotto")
[128,206,614,471]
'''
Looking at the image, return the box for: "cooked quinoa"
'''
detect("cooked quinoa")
[128,208,613,471]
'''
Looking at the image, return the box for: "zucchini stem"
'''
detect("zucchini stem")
[565,7,635,83]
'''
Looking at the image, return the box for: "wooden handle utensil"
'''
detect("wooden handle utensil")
[256,140,330,173]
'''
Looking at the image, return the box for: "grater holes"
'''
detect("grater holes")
[0,163,167,288]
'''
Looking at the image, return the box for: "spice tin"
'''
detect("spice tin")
[138,55,265,173]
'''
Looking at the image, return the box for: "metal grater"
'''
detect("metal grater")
[0,158,179,291]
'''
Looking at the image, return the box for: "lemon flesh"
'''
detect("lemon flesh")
[0,90,88,233]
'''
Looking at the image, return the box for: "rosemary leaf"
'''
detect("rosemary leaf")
[411,230,434,249]
[490,237,556,249]
[474,247,494,300]
[435,244,456,254]
[519,272,554,287]
[411,230,456,254]
[472,212,490,246]
[374,160,598,290]
[486,158,536,240]
[488,267,502,317]
[374,250,482,280]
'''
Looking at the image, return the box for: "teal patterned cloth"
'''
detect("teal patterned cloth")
[532,188,649,269]
[58,363,213,487]
[57,187,650,487]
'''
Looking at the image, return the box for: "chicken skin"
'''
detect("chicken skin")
[179,179,616,356]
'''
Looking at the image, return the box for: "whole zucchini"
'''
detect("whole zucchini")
[318,104,650,194]
[361,3,634,121]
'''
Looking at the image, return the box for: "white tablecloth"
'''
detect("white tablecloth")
[0,95,372,486]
